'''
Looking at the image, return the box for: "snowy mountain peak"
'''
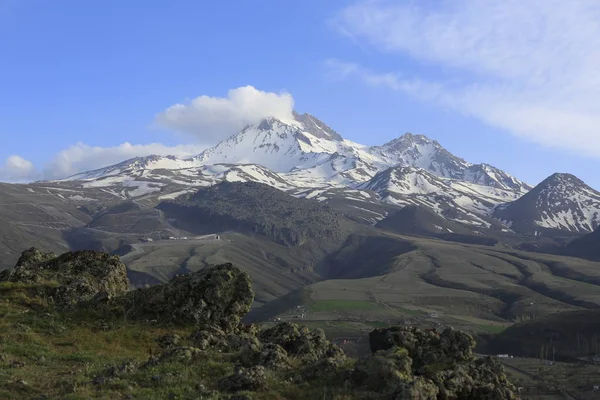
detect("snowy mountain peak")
[66,154,199,180]
[493,172,600,233]
[364,166,450,196]
[57,111,566,231]
[542,172,583,187]
[382,132,440,148]
[292,112,343,141]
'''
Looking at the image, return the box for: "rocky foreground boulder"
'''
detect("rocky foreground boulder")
[355,326,518,399]
[118,263,254,330]
[369,326,476,372]
[0,248,520,399]
[0,249,253,332]
[0,247,129,307]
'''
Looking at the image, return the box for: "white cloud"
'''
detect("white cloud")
[332,0,600,156]
[42,142,208,180]
[155,85,296,141]
[1,85,295,182]
[0,155,38,182]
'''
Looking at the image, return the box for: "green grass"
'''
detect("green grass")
[474,324,508,334]
[0,283,376,400]
[309,299,381,312]
[393,305,424,317]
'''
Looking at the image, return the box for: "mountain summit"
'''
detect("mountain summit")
[493,173,600,233]
[66,113,529,193]
[52,112,600,235]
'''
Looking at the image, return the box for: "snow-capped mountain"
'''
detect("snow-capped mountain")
[370,134,531,193]
[70,113,528,191]
[361,166,510,229]
[67,155,202,181]
[493,173,600,233]
[52,112,600,234]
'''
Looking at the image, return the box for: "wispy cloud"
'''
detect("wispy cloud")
[42,142,208,180]
[331,0,600,156]
[0,155,38,182]
[155,85,296,142]
[0,143,208,182]
[1,85,296,182]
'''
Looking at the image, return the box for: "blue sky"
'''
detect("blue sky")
[1,0,599,189]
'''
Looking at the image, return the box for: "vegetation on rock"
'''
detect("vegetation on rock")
[0,247,129,308]
[0,248,519,399]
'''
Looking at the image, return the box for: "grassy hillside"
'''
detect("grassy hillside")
[0,183,92,270]
[123,233,321,306]
[564,228,600,261]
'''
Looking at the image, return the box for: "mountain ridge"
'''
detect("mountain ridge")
[493,172,600,233]
[37,113,600,235]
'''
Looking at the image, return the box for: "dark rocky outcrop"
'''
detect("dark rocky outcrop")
[355,326,518,399]
[258,321,345,363]
[157,181,350,247]
[0,246,521,399]
[218,366,267,392]
[370,326,476,371]
[240,343,290,370]
[156,333,182,349]
[0,247,129,307]
[119,263,254,330]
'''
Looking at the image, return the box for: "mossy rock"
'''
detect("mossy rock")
[258,322,345,363]
[0,247,129,308]
[119,263,254,330]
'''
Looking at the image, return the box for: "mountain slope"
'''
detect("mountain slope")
[0,182,95,269]
[493,173,600,234]
[369,133,531,193]
[46,112,600,236]
[361,166,509,230]
[564,227,600,261]
[61,113,529,196]
[156,181,354,247]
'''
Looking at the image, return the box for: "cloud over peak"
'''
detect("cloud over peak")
[0,155,38,182]
[155,85,296,141]
[332,0,600,156]
[43,142,208,180]
[1,86,294,182]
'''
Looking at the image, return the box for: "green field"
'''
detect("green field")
[309,299,381,312]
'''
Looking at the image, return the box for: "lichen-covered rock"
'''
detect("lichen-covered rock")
[300,356,346,381]
[0,248,129,307]
[240,343,290,370]
[190,326,229,350]
[352,347,413,392]
[392,377,439,400]
[120,263,253,330]
[158,347,203,363]
[449,357,518,400]
[102,361,138,377]
[359,326,518,399]
[258,322,345,363]
[218,366,267,392]
[190,324,261,353]
[370,326,475,372]
[156,333,182,349]
[13,248,57,270]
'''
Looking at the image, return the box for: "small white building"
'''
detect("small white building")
[497,354,509,358]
